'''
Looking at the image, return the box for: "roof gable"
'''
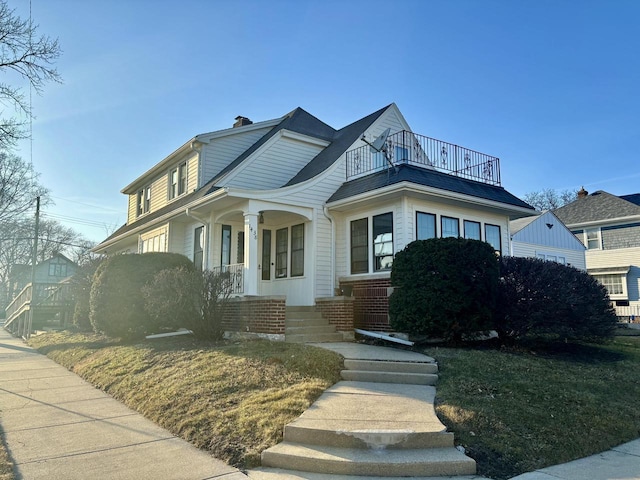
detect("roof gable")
[285,104,392,186]
[554,190,640,225]
[510,210,585,251]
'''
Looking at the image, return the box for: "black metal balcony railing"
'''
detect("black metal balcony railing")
[346,130,501,186]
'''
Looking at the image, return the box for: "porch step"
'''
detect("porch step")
[344,359,438,375]
[286,332,345,344]
[260,443,476,477]
[285,306,345,343]
[339,356,438,386]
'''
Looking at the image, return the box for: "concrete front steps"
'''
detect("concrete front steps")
[249,381,477,479]
[340,358,438,385]
[285,307,344,343]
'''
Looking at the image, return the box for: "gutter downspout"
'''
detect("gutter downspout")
[323,205,336,295]
[186,208,210,270]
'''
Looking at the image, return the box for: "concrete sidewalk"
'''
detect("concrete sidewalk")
[509,438,640,480]
[0,326,248,480]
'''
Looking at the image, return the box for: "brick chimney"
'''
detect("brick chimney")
[577,186,588,199]
[233,116,253,128]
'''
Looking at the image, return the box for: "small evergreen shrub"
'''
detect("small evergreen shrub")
[389,238,499,341]
[143,267,233,340]
[70,257,103,331]
[496,256,617,341]
[90,253,194,340]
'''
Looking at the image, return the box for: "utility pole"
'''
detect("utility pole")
[26,196,40,339]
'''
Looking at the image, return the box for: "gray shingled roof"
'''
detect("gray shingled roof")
[620,193,640,206]
[285,105,390,186]
[327,164,535,210]
[553,190,640,225]
[98,106,384,246]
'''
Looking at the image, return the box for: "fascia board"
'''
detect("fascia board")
[93,188,229,251]
[121,140,201,194]
[565,214,640,230]
[194,118,281,142]
[121,119,282,195]
[221,129,330,187]
[326,181,535,216]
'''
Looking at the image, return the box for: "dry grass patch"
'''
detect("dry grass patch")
[423,337,640,479]
[29,332,342,469]
[0,427,14,480]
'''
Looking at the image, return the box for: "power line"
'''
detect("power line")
[49,195,121,214]
[41,211,112,229]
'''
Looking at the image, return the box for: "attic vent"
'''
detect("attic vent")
[233,116,253,128]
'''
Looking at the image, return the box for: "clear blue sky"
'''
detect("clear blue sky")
[10,0,640,242]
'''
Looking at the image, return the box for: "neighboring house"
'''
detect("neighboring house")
[4,253,78,332]
[509,210,586,270]
[93,104,535,335]
[554,188,640,319]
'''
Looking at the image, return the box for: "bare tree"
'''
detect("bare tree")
[0,0,62,148]
[0,150,49,225]
[523,188,577,211]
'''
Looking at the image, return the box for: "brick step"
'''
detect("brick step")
[340,370,437,385]
[344,359,438,375]
[261,443,476,477]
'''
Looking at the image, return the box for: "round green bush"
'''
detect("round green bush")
[89,252,194,340]
[389,237,499,341]
[496,256,617,342]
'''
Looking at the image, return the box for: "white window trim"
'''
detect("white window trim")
[347,210,395,276]
[585,228,601,250]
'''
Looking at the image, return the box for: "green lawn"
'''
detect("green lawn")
[423,336,640,479]
[1,332,637,480]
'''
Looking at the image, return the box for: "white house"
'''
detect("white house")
[509,210,586,270]
[93,104,535,337]
[554,188,640,320]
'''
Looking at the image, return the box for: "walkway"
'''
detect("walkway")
[0,326,248,480]
[1,327,638,479]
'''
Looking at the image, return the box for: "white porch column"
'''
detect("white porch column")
[243,212,259,295]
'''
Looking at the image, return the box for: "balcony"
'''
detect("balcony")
[345,130,501,186]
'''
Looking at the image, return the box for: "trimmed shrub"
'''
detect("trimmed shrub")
[90,253,194,340]
[70,257,103,331]
[142,267,233,340]
[389,238,499,341]
[496,256,617,341]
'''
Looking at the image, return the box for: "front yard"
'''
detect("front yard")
[1,332,639,480]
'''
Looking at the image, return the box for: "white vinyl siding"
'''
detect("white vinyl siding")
[140,225,169,253]
[511,242,586,270]
[224,135,325,190]
[200,127,272,185]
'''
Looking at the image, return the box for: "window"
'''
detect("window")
[416,212,436,240]
[262,230,271,280]
[373,213,393,271]
[169,161,187,199]
[441,216,459,238]
[221,225,231,266]
[350,218,369,274]
[464,220,481,240]
[141,232,166,253]
[48,258,67,277]
[237,231,245,264]
[372,151,386,169]
[586,228,601,250]
[394,146,409,162]
[137,186,150,217]
[276,228,288,278]
[485,224,501,253]
[291,223,304,277]
[597,274,624,296]
[193,226,204,272]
